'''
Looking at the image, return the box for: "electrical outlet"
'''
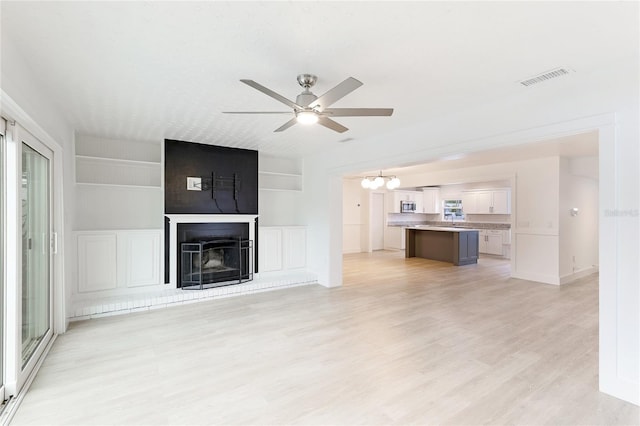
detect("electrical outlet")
[187,177,201,191]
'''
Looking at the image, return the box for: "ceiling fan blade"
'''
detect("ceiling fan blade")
[240,79,302,109]
[317,117,349,133]
[223,111,292,114]
[323,108,394,117]
[274,118,298,132]
[307,77,363,109]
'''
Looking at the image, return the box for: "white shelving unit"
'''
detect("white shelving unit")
[258,154,302,192]
[75,135,162,188]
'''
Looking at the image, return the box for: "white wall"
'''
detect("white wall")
[1,33,76,328]
[75,185,164,230]
[301,56,639,403]
[259,190,303,226]
[559,157,599,282]
[342,179,365,253]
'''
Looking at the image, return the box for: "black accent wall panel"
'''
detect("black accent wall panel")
[165,139,258,214]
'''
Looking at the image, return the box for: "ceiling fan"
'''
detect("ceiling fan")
[223,74,394,133]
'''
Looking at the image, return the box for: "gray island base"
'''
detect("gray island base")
[405,226,479,266]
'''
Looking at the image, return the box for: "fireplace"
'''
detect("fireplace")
[180,238,253,289]
[176,221,253,289]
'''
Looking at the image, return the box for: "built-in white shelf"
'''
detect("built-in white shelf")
[76,182,163,190]
[259,154,303,192]
[75,155,161,166]
[76,156,161,187]
[75,135,162,188]
[75,135,161,163]
[258,171,302,191]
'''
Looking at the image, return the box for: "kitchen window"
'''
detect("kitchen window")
[443,199,465,221]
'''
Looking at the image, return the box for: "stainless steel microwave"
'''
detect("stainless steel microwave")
[400,201,416,213]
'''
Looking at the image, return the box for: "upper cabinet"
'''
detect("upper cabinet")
[389,190,424,213]
[462,189,511,214]
[421,188,441,213]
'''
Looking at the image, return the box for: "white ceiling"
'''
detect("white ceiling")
[356,130,600,178]
[1,2,637,158]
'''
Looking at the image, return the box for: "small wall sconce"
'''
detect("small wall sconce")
[570,207,579,216]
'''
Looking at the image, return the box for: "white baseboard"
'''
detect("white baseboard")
[342,248,363,254]
[511,271,560,285]
[560,265,599,285]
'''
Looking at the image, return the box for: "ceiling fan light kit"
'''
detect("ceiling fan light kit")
[295,110,319,125]
[224,74,394,133]
[361,171,400,190]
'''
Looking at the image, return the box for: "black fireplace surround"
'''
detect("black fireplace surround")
[164,140,260,287]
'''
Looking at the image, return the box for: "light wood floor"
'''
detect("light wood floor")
[12,251,639,425]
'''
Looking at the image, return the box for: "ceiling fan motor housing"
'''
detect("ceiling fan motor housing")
[296,92,318,108]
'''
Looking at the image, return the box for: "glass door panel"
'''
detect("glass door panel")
[0,119,6,400]
[20,142,50,367]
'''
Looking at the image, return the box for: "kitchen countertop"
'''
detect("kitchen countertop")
[388,221,510,230]
[405,226,480,233]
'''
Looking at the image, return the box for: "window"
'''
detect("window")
[443,199,465,221]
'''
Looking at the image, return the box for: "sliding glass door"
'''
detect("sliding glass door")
[0,119,6,402]
[20,141,51,368]
[0,123,55,395]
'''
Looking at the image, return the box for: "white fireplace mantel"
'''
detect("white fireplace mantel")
[166,214,259,287]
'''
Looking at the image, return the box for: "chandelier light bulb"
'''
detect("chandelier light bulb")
[360,172,399,190]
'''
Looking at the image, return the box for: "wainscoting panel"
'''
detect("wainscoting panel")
[283,227,306,270]
[259,228,283,272]
[75,230,163,297]
[259,226,307,273]
[123,231,161,287]
[78,234,117,293]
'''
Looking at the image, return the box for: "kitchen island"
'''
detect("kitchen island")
[405,226,479,266]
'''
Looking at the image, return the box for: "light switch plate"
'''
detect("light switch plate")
[187,177,201,191]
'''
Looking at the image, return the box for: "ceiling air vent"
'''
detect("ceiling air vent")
[519,67,573,87]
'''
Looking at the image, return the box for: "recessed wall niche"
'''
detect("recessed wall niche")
[164,139,258,214]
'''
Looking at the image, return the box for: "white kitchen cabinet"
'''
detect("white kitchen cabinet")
[422,188,441,213]
[390,190,423,213]
[491,189,511,214]
[384,226,405,250]
[478,230,504,255]
[502,229,511,244]
[461,191,477,214]
[462,189,511,214]
[475,191,493,214]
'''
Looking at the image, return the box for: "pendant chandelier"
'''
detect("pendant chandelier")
[361,171,400,190]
